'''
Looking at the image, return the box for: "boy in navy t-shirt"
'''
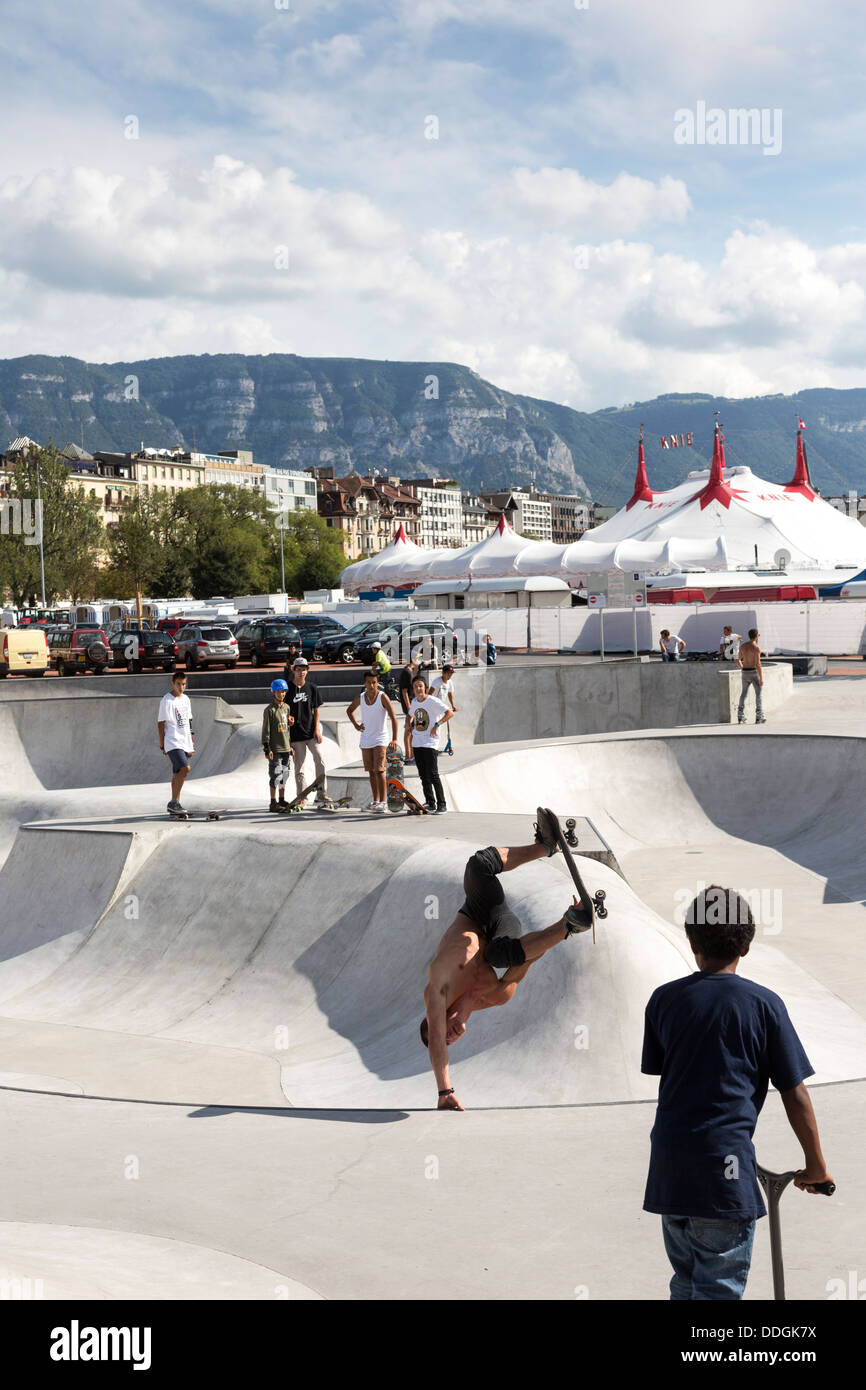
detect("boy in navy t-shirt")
[642,884,832,1300]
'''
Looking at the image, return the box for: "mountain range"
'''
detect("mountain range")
[1,353,865,504]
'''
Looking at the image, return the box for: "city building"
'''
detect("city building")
[480,489,553,542]
[460,493,498,546]
[534,491,591,544]
[314,474,421,559]
[399,477,464,548]
[826,493,866,527]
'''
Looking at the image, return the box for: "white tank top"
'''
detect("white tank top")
[359,690,389,748]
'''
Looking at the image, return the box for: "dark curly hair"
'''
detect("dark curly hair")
[684,884,755,963]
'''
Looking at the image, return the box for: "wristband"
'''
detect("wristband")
[438,1088,454,1097]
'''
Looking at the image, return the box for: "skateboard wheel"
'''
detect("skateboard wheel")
[565,817,576,830]
[596,889,606,900]
[596,906,608,919]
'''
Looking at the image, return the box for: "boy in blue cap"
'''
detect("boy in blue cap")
[642,884,832,1300]
[262,679,294,812]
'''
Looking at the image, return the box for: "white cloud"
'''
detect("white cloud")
[507,167,691,233]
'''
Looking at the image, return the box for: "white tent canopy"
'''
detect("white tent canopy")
[339,427,866,592]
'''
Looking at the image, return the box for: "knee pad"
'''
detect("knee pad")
[484,936,526,969]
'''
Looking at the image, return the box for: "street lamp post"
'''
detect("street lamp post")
[278,511,286,593]
[34,449,47,608]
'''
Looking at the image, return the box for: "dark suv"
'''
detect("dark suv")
[109,629,178,672]
[47,625,110,676]
[313,620,393,664]
[290,616,345,657]
[235,618,302,667]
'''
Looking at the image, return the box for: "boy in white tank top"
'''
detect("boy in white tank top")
[346,670,400,811]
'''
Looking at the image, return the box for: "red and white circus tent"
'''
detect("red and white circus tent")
[339,423,866,592]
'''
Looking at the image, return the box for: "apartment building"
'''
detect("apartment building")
[399,477,464,548]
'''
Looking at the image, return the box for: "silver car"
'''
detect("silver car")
[174,624,239,669]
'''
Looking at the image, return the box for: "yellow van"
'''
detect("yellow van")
[0,626,50,678]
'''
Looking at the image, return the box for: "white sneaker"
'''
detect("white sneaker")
[373,801,388,814]
[363,797,377,811]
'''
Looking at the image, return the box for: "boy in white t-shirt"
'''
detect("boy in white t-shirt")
[158,671,194,813]
[430,663,458,712]
[719,626,742,662]
[408,674,454,813]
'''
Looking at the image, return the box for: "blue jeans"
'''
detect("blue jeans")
[661,1215,756,1300]
[661,651,682,662]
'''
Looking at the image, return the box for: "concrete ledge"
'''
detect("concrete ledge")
[717,662,794,722]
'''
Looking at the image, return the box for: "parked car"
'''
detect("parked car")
[174,624,239,669]
[109,629,178,672]
[0,626,49,678]
[312,620,394,664]
[290,617,346,656]
[47,625,111,676]
[354,621,453,666]
[234,619,302,667]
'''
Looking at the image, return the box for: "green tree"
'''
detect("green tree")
[277,510,346,594]
[169,485,279,598]
[104,493,171,623]
[0,442,104,607]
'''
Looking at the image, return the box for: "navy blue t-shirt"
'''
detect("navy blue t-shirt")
[642,972,813,1220]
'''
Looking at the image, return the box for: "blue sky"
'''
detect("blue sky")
[1,0,865,409]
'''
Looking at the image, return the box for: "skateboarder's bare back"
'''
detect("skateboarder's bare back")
[422,812,590,1111]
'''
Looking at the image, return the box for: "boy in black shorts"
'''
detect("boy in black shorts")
[421,811,591,1110]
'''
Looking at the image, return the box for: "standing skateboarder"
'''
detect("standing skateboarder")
[737,628,766,724]
[158,670,195,814]
[407,673,453,813]
[398,655,421,763]
[346,670,399,813]
[262,678,294,812]
[421,812,591,1110]
[642,884,832,1300]
[285,657,327,807]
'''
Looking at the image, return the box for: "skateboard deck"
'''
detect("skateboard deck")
[542,807,607,943]
[386,778,428,814]
[167,808,224,821]
[283,780,347,813]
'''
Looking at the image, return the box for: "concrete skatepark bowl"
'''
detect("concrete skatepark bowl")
[0,668,863,1301]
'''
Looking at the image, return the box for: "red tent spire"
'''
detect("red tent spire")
[784,425,817,501]
[697,420,737,510]
[393,523,408,543]
[626,426,654,510]
[496,512,512,534]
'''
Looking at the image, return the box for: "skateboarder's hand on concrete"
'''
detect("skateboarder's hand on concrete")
[438,1091,465,1112]
[794,1165,834,1193]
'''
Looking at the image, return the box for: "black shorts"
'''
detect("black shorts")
[458,847,526,968]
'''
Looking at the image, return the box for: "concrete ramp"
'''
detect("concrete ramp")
[1,815,865,1108]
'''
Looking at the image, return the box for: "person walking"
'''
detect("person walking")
[485,633,497,666]
[642,884,831,1300]
[407,673,454,813]
[262,678,294,812]
[158,670,195,815]
[659,629,686,662]
[737,628,766,724]
[284,657,327,807]
[346,670,399,813]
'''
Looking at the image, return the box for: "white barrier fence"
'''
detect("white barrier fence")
[332,600,866,657]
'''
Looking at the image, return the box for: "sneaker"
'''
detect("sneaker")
[373,801,388,814]
[404,756,415,765]
[436,805,448,814]
[363,797,378,811]
[269,801,282,813]
[756,715,767,724]
[167,799,183,813]
[534,807,561,857]
[737,716,746,725]
[424,803,437,813]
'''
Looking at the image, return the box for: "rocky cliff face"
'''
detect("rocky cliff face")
[2,355,865,501]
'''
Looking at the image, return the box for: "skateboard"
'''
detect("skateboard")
[386,748,411,813]
[387,777,429,814]
[167,808,224,822]
[756,1165,835,1301]
[542,807,607,944]
[283,780,350,813]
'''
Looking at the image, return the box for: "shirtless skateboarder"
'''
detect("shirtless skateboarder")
[421,809,591,1110]
[737,627,766,724]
